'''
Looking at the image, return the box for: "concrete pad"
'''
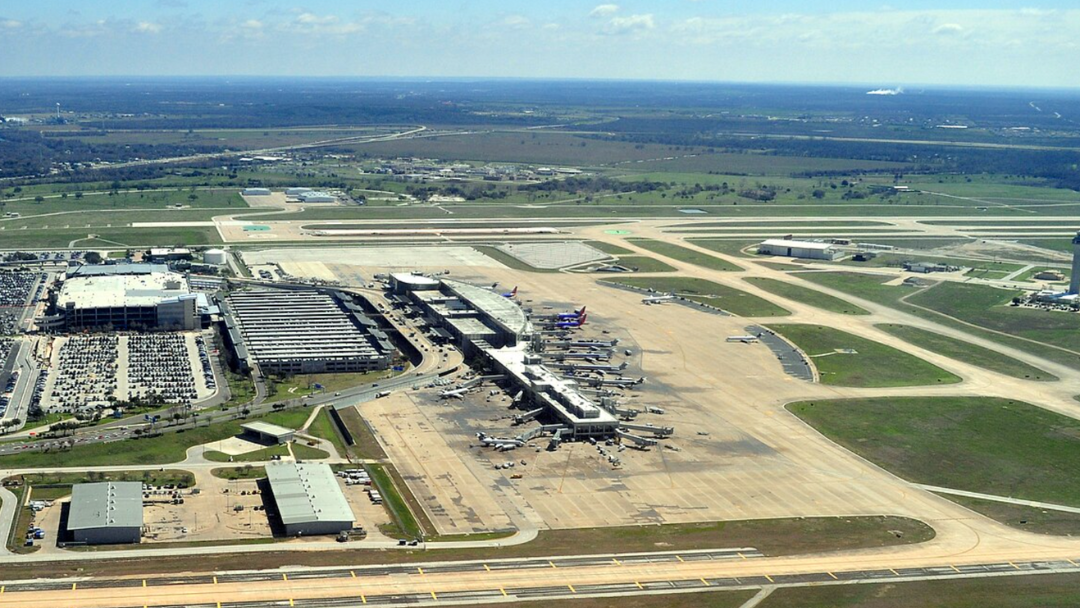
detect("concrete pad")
[497,241,609,269]
[242,246,504,269]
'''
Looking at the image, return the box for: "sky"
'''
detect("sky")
[0,1,1077,88]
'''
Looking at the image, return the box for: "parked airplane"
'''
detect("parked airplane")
[501,286,518,298]
[440,387,470,400]
[557,306,586,320]
[476,432,524,450]
[642,292,677,304]
[555,314,586,329]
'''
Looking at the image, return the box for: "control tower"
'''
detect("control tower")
[1071,231,1080,295]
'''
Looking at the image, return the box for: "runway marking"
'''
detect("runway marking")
[351,571,356,578]
[676,555,684,562]
[550,561,557,569]
[890,568,899,576]
[701,578,711,586]
[361,594,366,604]
[613,558,621,566]
[828,572,838,580]
[951,565,961,573]
[431,591,438,600]
[738,552,746,560]
[214,576,218,585]
[418,567,425,575]
[764,574,774,583]
[484,564,491,572]
[568,584,576,593]
[500,588,507,597]
[283,573,289,581]
[1010,562,1020,570]
[635,581,643,590]
[289,600,294,607]
[1069,559,1079,567]
[72,583,77,591]
[142,580,147,588]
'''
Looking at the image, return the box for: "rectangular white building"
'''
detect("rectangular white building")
[757,239,842,261]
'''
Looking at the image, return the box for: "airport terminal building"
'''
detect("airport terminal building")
[42,264,201,331]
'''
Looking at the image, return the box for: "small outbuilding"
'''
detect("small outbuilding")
[67,482,143,545]
[241,421,296,445]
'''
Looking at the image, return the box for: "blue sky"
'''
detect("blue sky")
[1,1,1076,87]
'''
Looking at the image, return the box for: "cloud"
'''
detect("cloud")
[603,14,654,35]
[502,15,530,29]
[1,19,22,29]
[867,87,904,95]
[932,23,963,35]
[295,12,338,25]
[242,19,263,30]
[134,21,162,34]
[589,4,620,18]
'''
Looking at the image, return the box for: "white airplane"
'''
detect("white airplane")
[476,432,524,450]
[440,387,470,400]
[642,292,677,305]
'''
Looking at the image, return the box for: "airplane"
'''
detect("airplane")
[440,388,469,400]
[501,286,518,298]
[475,432,524,450]
[642,292,677,304]
[551,359,627,373]
[554,314,586,329]
[557,306,586,320]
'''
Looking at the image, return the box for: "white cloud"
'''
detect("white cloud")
[295,12,338,26]
[604,13,654,35]
[589,4,620,18]
[932,23,963,35]
[502,15,530,29]
[1,19,22,29]
[242,19,263,30]
[134,21,162,34]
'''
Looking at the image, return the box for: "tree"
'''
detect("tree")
[84,251,103,264]
[34,195,44,204]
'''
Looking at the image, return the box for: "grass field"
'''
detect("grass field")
[769,325,961,387]
[743,278,869,315]
[210,466,267,480]
[0,408,316,468]
[584,240,633,255]
[609,256,677,273]
[607,277,790,317]
[264,371,391,404]
[764,574,1080,608]
[336,407,387,460]
[788,397,1080,507]
[627,238,743,271]
[0,515,933,580]
[795,271,1080,371]
[0,227,223,248]
[367,463,425,540]
[202,444,291,463]
[685,238,761,258]
[875,324,1056,381]
[304,408,350,456]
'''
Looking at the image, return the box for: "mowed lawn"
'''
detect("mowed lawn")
[743,277,869,315]
[788,397,1080,507]
[769,324,960,387]
[627,238,743,271]
[608,277,790,317]
[875,324,1056,381]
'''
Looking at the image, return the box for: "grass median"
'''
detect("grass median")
[627,238,743,271]
[875,323,1055,381]
[606,277,790,317]
[769,324,960,387]
[744,277,869,315]
[788,396,1080,513]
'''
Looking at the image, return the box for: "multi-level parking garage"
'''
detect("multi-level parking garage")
[222,290,393,375]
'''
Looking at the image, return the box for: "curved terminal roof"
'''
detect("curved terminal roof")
[441,279,532,338]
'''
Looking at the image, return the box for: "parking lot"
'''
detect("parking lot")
[40,331,218,417]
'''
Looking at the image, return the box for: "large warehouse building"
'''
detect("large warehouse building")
[265,462,355,536]
[43,264,201,331]
[67,482,143,545]
[222,289,393,374]
[757,239,842,261]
